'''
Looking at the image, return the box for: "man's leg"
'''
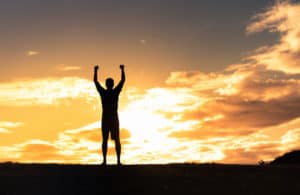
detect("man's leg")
[115,138,121,165]
[102,130,109,165]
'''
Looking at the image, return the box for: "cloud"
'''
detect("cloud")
[55,124,130,163]
[59,122,131,144]
[165,64,300,131]
[170,127,254,141]
[222,146,280,164]
[56,64,82,71]
[0,121,132,163]
[140,39,146,45]
[0,128,10,133]
[246,0,300,73]
[26,50,39,56]
[18,140,65,162]
[0,121,23,128]
[281,128,300,150]
[0,140,66,163]
[119,74,292,163]
[0,77,96,106]
[0,121,23,134]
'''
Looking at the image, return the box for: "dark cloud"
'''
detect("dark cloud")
[176,65,300,131]
[210,95,300,128]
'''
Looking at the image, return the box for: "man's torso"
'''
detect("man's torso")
[100,89,120,116]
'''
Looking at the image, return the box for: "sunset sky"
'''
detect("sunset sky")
[1,0,300,164]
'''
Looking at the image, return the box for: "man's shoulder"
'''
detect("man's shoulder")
[99,89,108,96]
[112,88,122,95]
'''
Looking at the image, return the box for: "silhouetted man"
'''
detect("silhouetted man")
[94,64,125,165]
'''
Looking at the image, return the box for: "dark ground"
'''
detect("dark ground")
[0,163,300,195]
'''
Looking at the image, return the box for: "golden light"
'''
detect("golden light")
[120,110,169,144]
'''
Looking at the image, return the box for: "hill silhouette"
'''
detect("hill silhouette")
[0,163,300,194]
[271,150,300,165]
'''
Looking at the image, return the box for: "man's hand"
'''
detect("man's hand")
[120,64,124,70]
[94,65,99,71]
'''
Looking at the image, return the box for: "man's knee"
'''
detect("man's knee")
[102,138,108,146]
[115,139,121,147]
[102,131,109,142]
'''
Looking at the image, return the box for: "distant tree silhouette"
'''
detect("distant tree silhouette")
[94,64,125,165]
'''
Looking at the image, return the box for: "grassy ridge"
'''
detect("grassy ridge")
[0,163,300,194]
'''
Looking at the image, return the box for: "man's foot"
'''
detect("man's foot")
[101,161,107,166]
[117,161,122,166]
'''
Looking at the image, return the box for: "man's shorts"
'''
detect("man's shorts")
[101,115,120,140]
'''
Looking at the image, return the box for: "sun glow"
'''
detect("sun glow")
[120,110,169,144]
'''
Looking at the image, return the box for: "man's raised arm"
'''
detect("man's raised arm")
[94,65,99,83]
[93,65,105,93]
[116,65,125,91]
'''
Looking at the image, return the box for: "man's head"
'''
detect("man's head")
[105,78,114,89]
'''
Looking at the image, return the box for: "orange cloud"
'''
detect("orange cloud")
[166,65,300,131]
[0,140,66,163]
[246,0,300,73]
[281,128,300,151]
[18,140,64,162]
[0,122,132,164]
[0,77,96,106]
